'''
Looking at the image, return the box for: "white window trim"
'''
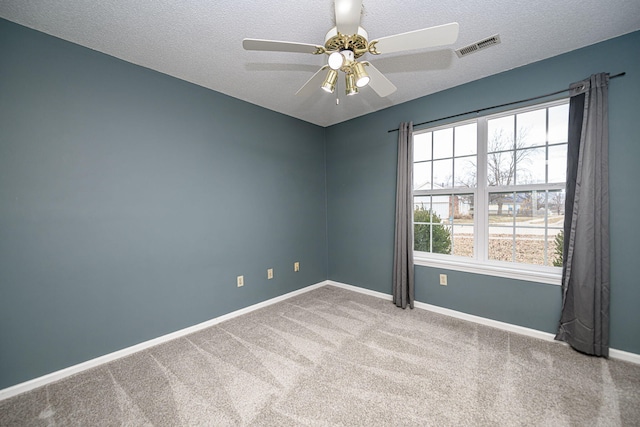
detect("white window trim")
[412,99,568,286]
[414,253,561,285]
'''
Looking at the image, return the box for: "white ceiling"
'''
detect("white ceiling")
[1,1,639,127]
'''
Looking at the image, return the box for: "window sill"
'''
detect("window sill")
[413,254,562,286]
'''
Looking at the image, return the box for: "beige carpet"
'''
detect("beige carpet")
[1,285,639,426]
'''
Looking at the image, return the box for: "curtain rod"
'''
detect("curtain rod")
[388,72,626,133]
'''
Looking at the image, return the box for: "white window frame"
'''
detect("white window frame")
[412,99,569,285]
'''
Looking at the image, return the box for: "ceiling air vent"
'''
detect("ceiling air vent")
[455,34,501,58]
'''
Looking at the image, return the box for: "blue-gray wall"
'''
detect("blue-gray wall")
[326,31,640,354]
[0,19,327,389]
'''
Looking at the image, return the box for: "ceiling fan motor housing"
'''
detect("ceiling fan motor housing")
[324,26,369,58]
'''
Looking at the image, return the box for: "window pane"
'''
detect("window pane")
[515,191,534,220]
[432,159,453,189]
[530,190,548,220]
[541,190,564,268]
[515,147,545,184]
[414,132,432,161]
[548,144,567,183]
[452,194,474,254]
[432,199,452,254]
[413,196,452,255]
[489,192,515,221]
[454,156,477,188]
[455,123,477,156]
[487,150,515,186]
[433,223,452,254]
[452,225,474,257]
[548,228,564,267]
[452,194,474,223]
[432,195,451,223]
[515,227,545,265]
[414,196,432,252]
[548,189,565,226]
[549,104,569,144]
[414,161,432,190]
[413,196,431,219]
[489,226,513,262]
[433,128,453,159]
[516,109,546,148]
[414,223,431,252]
[488,115,514,153]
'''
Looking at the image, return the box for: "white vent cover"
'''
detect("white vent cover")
[455,34,501,58]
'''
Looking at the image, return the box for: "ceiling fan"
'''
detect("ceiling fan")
[242,0,459,98]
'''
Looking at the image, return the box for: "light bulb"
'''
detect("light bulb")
[328,52,344,70]
[353,62,370,88]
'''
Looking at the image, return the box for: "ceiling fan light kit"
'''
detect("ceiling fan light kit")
[352,62,370,88]
[243,0,459,100]
[322,69,339,93]
[345,72,358,96]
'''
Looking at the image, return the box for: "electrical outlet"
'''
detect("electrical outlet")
[267,268,273,280]
[294,262,300,272]
[439,274,448,286]
[237,275,244,287]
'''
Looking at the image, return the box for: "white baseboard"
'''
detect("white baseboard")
[327,279,554,341]
[609,348,640,364]
[326,280,640,365]
[327,280,393,301]
[415,301,557,342]
[0,281,327,401]
[3,280,639,401]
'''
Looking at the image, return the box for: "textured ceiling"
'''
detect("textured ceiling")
[1,1,639,127]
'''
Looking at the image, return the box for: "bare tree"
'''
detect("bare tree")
[549,191,565,216]
[455,125,534,215]
[487,127,533,215]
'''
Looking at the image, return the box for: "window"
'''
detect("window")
[412,100,568,284]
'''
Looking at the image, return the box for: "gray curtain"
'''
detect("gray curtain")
[393,122,414,309]
[555,73,610,357]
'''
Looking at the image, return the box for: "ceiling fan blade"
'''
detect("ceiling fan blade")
[243,38,323,54]
[335,0,363,35]
[296,66,330,97]
[372,22,459,55]
[363,62,397,97]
